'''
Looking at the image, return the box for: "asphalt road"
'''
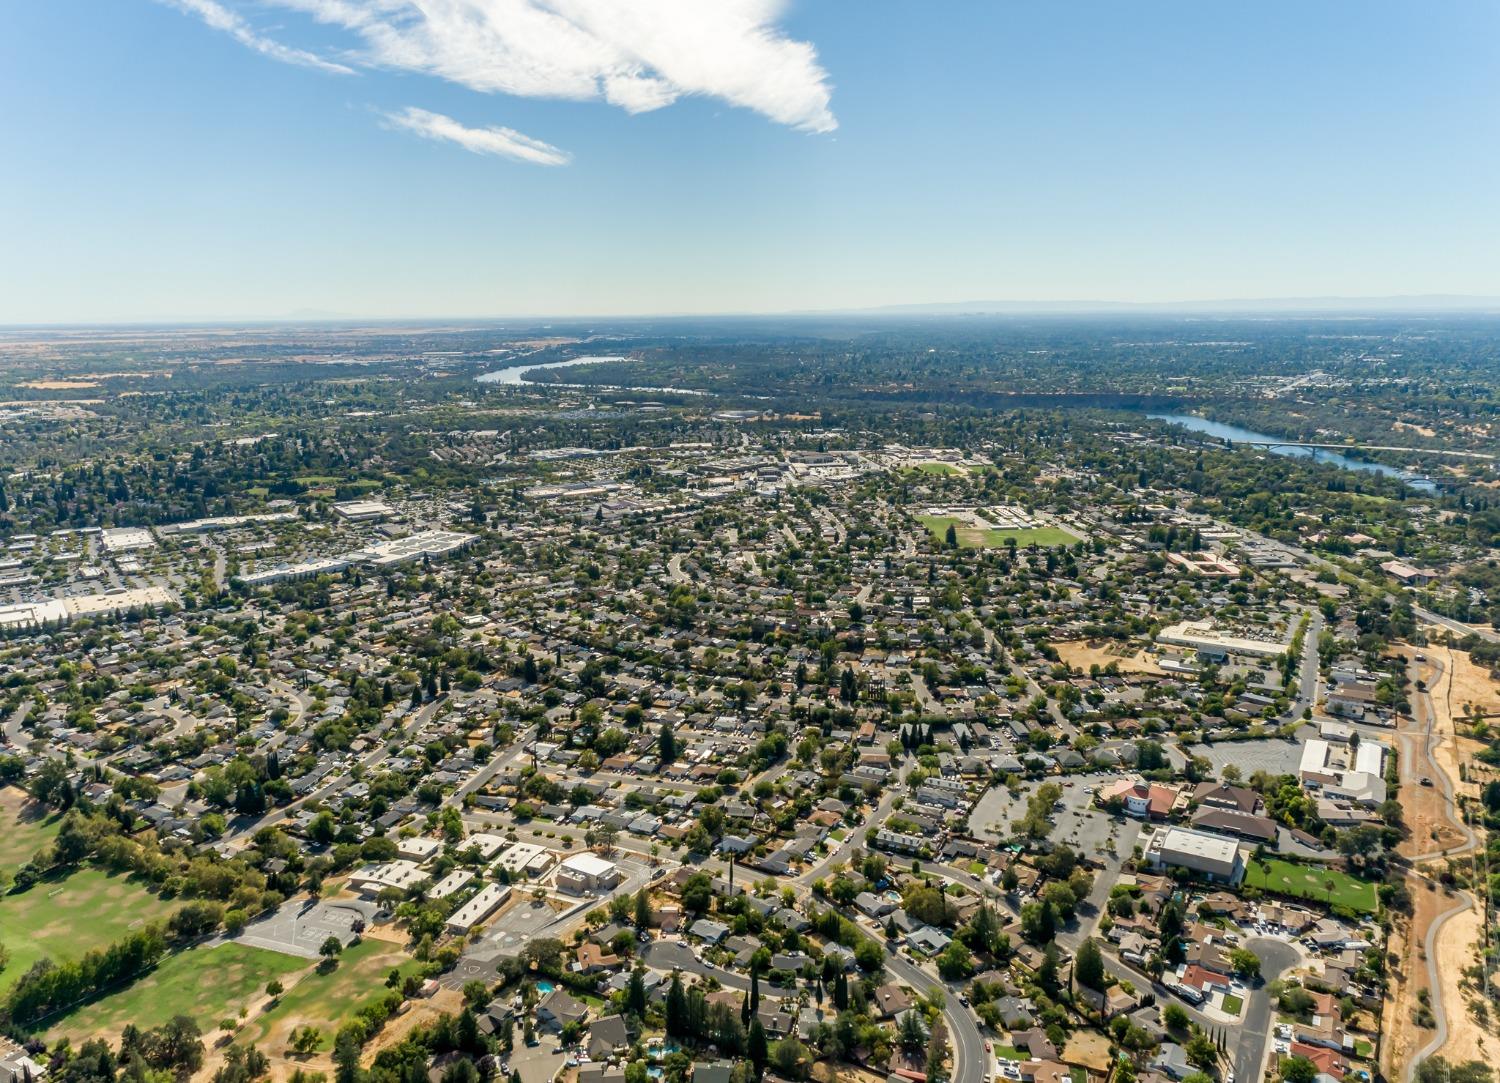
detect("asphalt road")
[883,950,989,1083]
[1285,609,1323,721]
[1415,605,1500,646]
[1400,651,1481,1081]
[642,939,751,992]
[1233,938,1301,1083]
[646,925,985,1083]
[1098,934,1298,1083]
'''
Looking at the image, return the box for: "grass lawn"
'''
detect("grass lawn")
[993,1045,1028,1062]
[917,515,1082,550]
[0,789,64,869]
[1221,994,1244,1015]
[48,943,307,1041]
[1243,858,1379,913]
[236,937,422,1054]
[911,462,961,476]
[0,867,180,991]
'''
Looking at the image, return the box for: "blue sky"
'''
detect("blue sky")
[2,0,1498,323]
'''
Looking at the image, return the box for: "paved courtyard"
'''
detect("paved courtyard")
[234,897,375,958]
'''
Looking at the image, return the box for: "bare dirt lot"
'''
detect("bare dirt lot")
[1383,875,1450,1075]
[1446,648,1500,720]
[1383,640,1498,1076]
[1434,898,1491,1065]
[1052,639,1163,676]
[1397,648,1480,860]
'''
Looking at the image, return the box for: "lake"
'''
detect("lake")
[1149,412,1436,492]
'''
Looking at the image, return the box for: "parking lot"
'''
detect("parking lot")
[1196,735,1306,779]
[969,774,1124,859]
[443,893,585,989]
[235,897,374,959]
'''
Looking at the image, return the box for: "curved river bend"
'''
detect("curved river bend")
[1149,412,1436,492]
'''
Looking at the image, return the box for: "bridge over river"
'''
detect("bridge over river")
[1237,439,1494,460]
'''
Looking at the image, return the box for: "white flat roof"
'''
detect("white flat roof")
[559,852,617,877]
[1158,826,1240,863]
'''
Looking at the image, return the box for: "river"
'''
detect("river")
[475,354,628,385]
[1149,412,1436,492]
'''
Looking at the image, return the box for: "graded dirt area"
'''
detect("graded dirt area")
[1446,648,1500,721]
[1052,639,1163,676]
[1396,648,1480,860]
[1382,874,1449,1075]
[1434,899,1491,1065]
[1382,638,1499,1078]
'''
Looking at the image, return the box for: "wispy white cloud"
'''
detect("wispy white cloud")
[382,106,571,166]
[159,0,354,75]
[164,0,837,134]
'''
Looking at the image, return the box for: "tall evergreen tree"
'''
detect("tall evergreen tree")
[748,1020,768,1080]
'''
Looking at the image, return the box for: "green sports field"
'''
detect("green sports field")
[917,515,1082,549]
[0,791,62,868]
[234,936,425,1053]
[49,942,307,1041]
[0,866,181,991]
[1243,858,1379,913]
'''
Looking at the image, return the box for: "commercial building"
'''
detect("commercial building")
[357,530,476,569]
[555,852,622,894]
[1142,826,1245,884]
[428,869,476,901]
[238,555,355,587]
[1379,560,1435,586]
[397,836,442,863]
[333,500,395,522]
[1298,737,1387,807]
[236,529,475,588]
[1156,620,1287,661]
[158,512,299,535]
[0,586,177,635]
[349,860,427,896]
[1166,552,1241,577]
[101,527,157,554]
[465,832,509,861]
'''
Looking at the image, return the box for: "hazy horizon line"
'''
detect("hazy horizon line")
[5,292,1500,330]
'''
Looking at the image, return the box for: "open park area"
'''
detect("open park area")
[917,514,1081,550]
[0,790,62,868]
[47,942,306,1043]
[1243,857,1379,913]
[0,867,180,993]
[234,935,427,1056]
